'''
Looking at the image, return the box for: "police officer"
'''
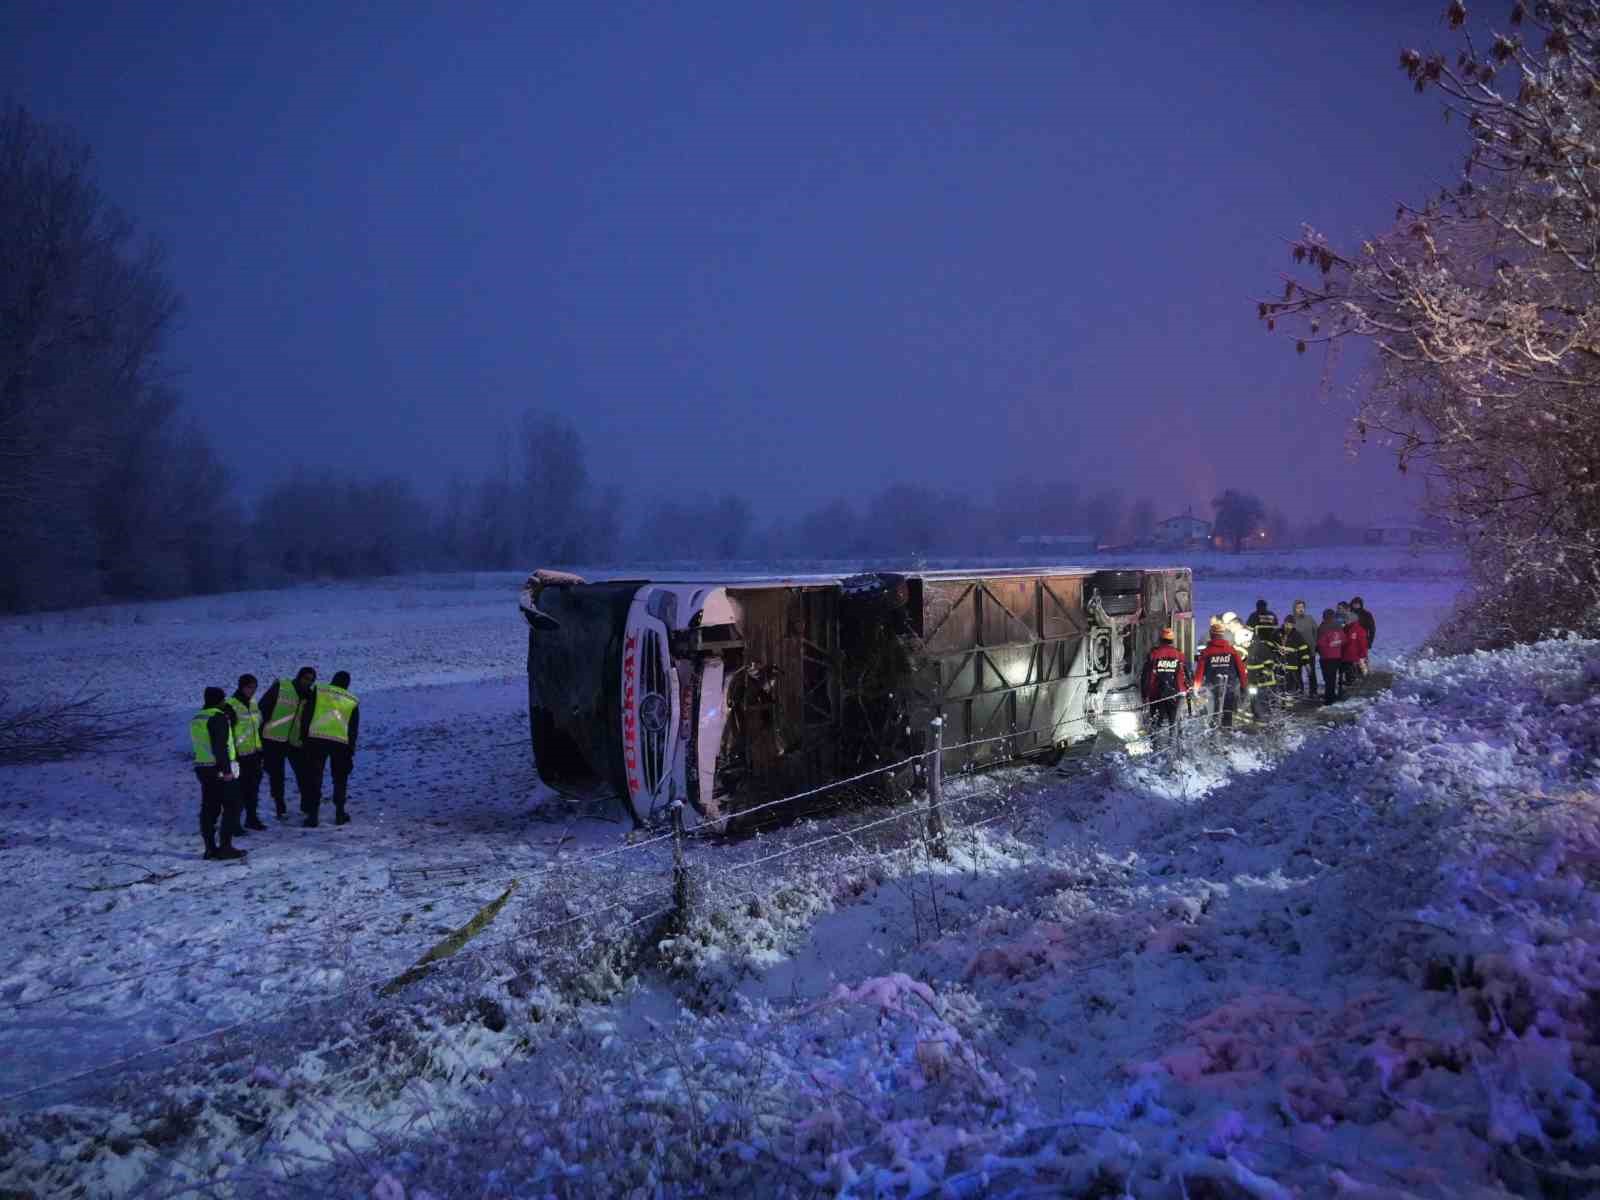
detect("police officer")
[258,667,315,821]
[191,686,246,861]
[1140,627,1190,741]
[225,674,267,832]
[303,670,361,827]
[1195,620,1249,730]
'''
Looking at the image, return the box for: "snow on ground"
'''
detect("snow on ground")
[12,552,1594,1199]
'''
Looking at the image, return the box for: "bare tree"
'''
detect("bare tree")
[1259,2,1600,641]
[0,103,230,609]
[519,411,589,563]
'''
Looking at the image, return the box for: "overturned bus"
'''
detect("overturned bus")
[520,565,1193,829]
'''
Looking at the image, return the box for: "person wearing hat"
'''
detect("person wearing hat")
[1195,619,1248,730]
[1141,627,1191,741]
[190,686,246,861]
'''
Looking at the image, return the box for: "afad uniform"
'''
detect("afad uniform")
[1141,641,1191,735]
[1195,634,1248,730]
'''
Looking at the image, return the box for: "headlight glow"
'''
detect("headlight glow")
[1106,710,1142,740]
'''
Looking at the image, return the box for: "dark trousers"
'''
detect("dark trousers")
[292,744,327,817]
[1321,658,1342,704]
[263,741,291,811]
[329,746,353,811]
[1208,679,1238,729]
[196,767,241,851]
[1150,697,1181,741]
[238,754,264,822]
[1250,684,1273,722]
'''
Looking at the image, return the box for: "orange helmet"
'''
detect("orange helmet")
[1159,627,1175,641]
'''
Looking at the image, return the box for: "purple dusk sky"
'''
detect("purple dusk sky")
[4,2,1468,525]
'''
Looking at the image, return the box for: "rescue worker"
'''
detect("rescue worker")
[1279,616,1314,696]
[1195,619,1248,730]
[1245,598,1280,642]
[303,669,360,827]
[1315,610,1345,705]
[1245,613,1281,721]
[258,667,316,820]
[191,686,245,861]
[1351,596,1376,651]
[225,674,267,832]
[1342,608,1370,684]
[1140,627,1190,741]
[1289,599,1319,691]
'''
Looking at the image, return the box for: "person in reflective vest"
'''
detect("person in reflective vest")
[224,673,267,833]
[191,686,246,861]
[1278,616,1314,696]
[1245,598,1279,642]
[301,670,361,827]
[258,667,315,820]
[1140,627,1190,741]
[1245,614,1281,722]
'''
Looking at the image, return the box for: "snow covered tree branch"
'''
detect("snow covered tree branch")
[1260,2,1600,643]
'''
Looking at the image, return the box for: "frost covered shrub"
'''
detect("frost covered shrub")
[1424,567,1600,656]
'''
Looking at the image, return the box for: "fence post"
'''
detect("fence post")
[670,801,693,929]
[926,716,949,860]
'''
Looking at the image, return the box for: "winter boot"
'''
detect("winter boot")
[274,799,288,819]
[303,814,319,828]
[203,846,221,860]
[334,807,350,826]
[244,813,268,831]
[214,846,247,860]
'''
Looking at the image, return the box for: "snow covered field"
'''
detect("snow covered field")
[3,551,1598,1197]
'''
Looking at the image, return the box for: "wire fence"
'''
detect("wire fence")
[0,678,1335,1109]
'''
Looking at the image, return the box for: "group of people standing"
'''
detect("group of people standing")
[1141,595,1378,735]
[188,667,361,861]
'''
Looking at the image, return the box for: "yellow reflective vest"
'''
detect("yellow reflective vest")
[190,707,237,767]
[307,685,358,746]
[261,677,304,746]
[225,696,262,757]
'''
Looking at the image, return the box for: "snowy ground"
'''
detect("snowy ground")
[3,552,1596,1197]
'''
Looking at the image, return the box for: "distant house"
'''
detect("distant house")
[1363,523,1444,547]
[1017,534,1098,556]
[1153,513,1212,547]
